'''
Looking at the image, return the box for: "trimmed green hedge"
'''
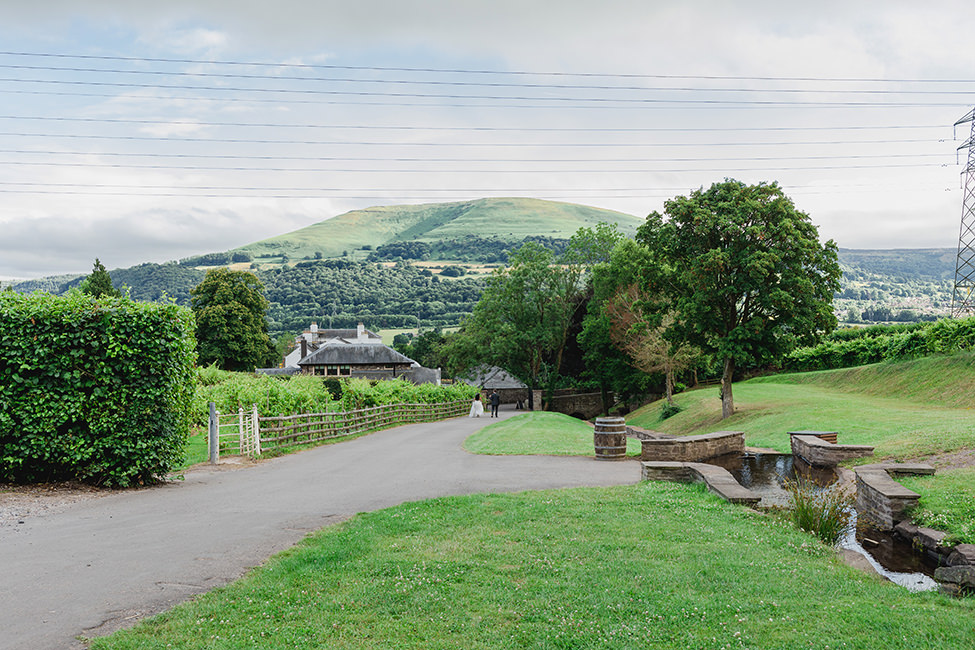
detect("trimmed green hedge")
[0,291,196,486]
[192,368,478,422]
[784,316,975,372]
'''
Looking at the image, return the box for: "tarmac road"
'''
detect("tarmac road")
[0,407,641,650]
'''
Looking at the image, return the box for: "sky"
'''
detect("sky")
[2,0,975,280]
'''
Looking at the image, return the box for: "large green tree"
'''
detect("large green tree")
[637,179,841,418]
[191,268,275,371]
[446,243,582,409]
[80,258,121,298]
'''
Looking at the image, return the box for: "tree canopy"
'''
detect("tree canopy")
[80,258,121,298]
[637,179,841,418]
[191,268,275,371]
[446,243,583,408]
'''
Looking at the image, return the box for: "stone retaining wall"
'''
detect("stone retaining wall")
[641,461,760,506]
[854,463,933,531]
[790,434,874,467]
[641,430,744,462]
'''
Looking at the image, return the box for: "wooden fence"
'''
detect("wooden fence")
[208,399,470,460]
[209,405,261,459]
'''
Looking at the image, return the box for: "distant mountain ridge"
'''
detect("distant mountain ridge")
[9,197,959,331]
[232,197,643,262]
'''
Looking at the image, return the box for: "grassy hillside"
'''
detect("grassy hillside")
[627,352,975,462]
[234,198,643,262]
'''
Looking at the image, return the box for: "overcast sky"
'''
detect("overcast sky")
[2,0,975,280]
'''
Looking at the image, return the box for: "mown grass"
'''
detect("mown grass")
[900,468,975,544]
[90,483,975,650]
[464,411,641,456]
[626,356,975,462]
[180,431,210,468]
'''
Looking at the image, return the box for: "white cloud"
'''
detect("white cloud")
[1,0,973,279]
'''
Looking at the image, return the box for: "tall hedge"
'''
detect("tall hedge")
[784,316,975,372]
[0,291,196,486]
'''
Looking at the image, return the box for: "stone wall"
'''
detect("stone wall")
[790,434,874,467]
[546,392,605,420]
[855,467,922,531]
[641,431,744,462]
[641,461,760,505]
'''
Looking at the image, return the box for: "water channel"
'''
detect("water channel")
[706,451,939,591]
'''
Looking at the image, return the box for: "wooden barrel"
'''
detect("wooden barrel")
[594,416,627,460]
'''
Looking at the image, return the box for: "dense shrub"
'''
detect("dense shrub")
[339,377,476,411]
[784,316,975,372]
[193,368,335,422]
[194,371,477,422]
[0,291,196,486]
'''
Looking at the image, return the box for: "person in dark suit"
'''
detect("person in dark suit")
[489,390,501,417]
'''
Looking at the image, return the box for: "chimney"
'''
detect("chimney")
[357,322,365,340]
[300,338,308,360]
[310,322,318,334]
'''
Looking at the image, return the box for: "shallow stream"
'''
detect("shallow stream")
[704,451,939,591]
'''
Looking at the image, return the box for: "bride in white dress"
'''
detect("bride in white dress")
[469,394,484,417]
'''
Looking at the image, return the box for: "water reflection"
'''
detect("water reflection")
[706,452,833,508]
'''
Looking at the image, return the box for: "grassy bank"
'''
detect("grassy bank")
[900,468,975,544]
[626,354,975,462]
[91,483,975,650]
[464,411,641,456]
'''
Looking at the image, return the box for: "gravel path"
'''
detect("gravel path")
[0,409,640,650]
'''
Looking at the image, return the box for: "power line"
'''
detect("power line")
[0,114,951,133]
[0,154,950,172]
[0,148,948,165]
[0,160,949,173]
[4,62,975,97]
[0,131,943,147]
[3,50,974,84]
[0,77,970,107]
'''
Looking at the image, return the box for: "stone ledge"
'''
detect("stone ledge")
[934,566,975,594]
[856,462,936,477]
[856,469,921,499]
[641,460,760,506]
[791,434,874,468]
[948,544,975,567]
[641,430,745,462]
[626,426,673,441]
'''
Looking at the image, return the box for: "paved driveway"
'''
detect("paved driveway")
[0,408,640,650]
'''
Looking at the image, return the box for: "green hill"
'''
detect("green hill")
[232,197,643,262]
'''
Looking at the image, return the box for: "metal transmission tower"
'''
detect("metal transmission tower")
[952,107,975,317]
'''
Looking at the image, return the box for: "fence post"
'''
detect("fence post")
[252,405,262,456]
[208,401,219,464]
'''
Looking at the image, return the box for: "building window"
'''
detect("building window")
[313,367,325,376]
[327,365,339,376]
[340,365,351,376]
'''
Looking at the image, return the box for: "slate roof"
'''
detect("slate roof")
[298,343,416,367]
[312,327,381,342]
[459,365,527,389]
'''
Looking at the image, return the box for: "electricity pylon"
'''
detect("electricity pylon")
[951,107,975,317]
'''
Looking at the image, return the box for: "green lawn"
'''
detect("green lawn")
[900,468,975,544]
[627,361,975,462]
[464,411,641,457]
[180,431,210,468]
[93,358,975,649]
[91,483,975,650]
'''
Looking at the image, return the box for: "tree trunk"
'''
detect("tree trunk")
[720,357,735,419]
[665,367,675,405]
